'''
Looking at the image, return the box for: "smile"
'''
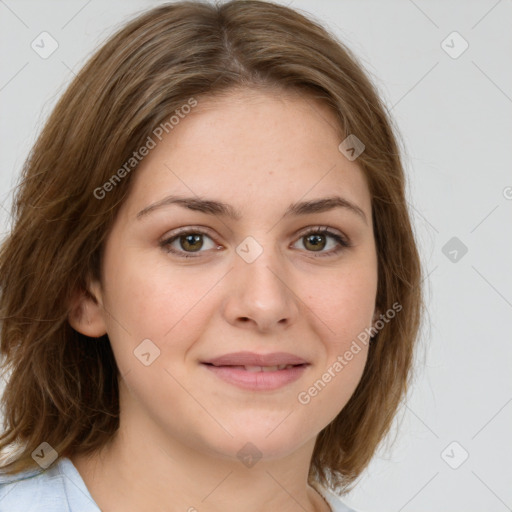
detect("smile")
[201,363,309,391]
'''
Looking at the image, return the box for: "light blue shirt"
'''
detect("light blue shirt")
[0,456,358,511]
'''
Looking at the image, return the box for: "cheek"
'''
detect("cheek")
[103,245,219,343]
[290,261,377,418]
[298,346,368,434]
[305,260,378,345]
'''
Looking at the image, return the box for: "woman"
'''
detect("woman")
[0,1,423,511]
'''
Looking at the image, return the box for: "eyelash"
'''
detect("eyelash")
[159,226,351,259]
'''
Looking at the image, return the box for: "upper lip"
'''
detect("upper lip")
[202,351,309,367]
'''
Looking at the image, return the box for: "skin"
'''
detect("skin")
[69,87,379,512]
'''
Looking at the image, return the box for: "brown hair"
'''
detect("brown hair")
[0,0,424,494]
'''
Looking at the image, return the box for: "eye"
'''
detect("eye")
[292,227,351,257]
[160,228,219,259]
[160,226,351,259]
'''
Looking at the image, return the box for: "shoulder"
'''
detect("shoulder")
[0,457,100,512]
[315,483,363,512]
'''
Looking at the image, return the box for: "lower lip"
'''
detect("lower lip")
[202,364,308,391]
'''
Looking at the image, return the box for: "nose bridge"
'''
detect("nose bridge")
[235,234,287,301]
[224,233,299,330]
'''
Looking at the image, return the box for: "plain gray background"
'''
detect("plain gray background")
[1,1,511,511]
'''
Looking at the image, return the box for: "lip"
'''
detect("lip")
[202,351,309,367]
[202,364,309,391]
[200,351,310,391]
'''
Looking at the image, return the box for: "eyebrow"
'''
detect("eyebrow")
[136,195,368,224]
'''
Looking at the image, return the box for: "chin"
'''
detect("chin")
[208,438,305,465]
[196,419,314,464]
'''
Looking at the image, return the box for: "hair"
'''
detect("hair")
[0,0,424,495]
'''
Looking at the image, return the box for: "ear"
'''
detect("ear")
[68,279,108,338]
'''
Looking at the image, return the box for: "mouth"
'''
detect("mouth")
[201,362,307,372]
[201,351,309,367]
[200,361,310,391]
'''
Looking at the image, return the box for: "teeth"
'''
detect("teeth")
[242,364,294,372]
[244,365,264,372]
[262,365,279,372]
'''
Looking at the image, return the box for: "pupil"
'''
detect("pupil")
[306,234,325,251]
[182,234,202,252]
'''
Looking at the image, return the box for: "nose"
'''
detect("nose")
[221,241,300,333]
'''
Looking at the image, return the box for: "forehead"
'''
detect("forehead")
[121,88,371,222]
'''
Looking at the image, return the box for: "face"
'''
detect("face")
[82,88,378,462]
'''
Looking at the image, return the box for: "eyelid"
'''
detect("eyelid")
[295,225,347,242]
[161,225,216,240]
